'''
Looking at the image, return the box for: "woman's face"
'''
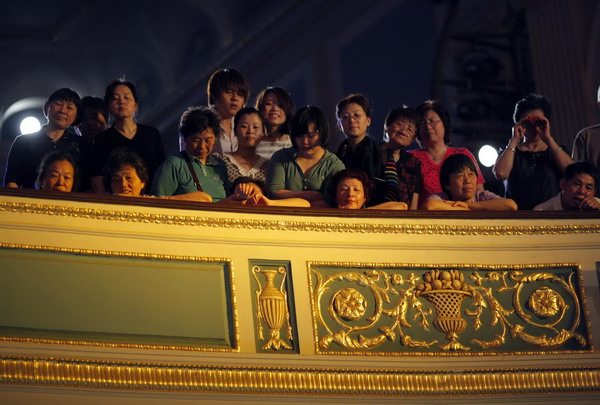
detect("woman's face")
[110,164,146,196]
[385,118,417,149]
[261,93,286,129]
[78,107,108,139]
[108,84,138,120]
[419,110,445,147]
[445,167,477,202]
[339,103,371,140]
[41,159,74,192]
[215,86,245,119]
[46,100,78,130]
[336,177,367,209]
[518,109,546,141]
[184,129,216,163]
[235,113,263,148]
[294,123,321,154]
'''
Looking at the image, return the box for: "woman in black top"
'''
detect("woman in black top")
[91,79,165,193]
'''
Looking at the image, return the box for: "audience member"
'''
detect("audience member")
[78,96,109,145]
[411,100,484,207]
[217,107,269,186]
[151,106,229,202]
[207,68,249,154]
[255,86,294,159]
[380,105,421,209]
[106,148,211,201]
[335,93,383,202]
[424,154,517,211]
[36,150,79,193]
[572,84,600,174]
[4,88,84,189]
[534,161,600,210]
[327,169,407,210]
[493,94,573,209]
[91,79,166,193]
[267,106,345,207]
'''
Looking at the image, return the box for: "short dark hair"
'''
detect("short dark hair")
[336,93,372,118]
[36,150,80,191]
[255,86,295,135]
[233,107,265,134]
[564,161,598,186]
[513,94,551,123]
[81,96,109,123]
[290,106,330,148]
[104,147,149,193]
[384,105,420,139]
[104,79,139,107]
[327,168,373,207]
[44,88,82,125]
[416,100,452,145]
[207,68,249,105]
[439,153,478,195]
[178,106,221,139]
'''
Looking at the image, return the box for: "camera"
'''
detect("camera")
[521,116,545,130]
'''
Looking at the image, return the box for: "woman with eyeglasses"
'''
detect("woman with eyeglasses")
[335,93,383,205]
[410,100,484,208]
[493,94,573,209]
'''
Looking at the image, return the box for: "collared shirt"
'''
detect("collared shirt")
[211,122,238,154]
[266,147,345,196]
[151,151,228,201]
[410,147,485,208]
[534,192,600,210]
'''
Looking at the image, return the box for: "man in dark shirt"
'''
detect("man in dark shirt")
[4,88,85,189]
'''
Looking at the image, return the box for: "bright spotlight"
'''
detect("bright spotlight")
[478,145,498,168]
[20,116,41,135]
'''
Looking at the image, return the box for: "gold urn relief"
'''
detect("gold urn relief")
[416,269,472,351]
[311,264,590,354]
[252,265,293,351]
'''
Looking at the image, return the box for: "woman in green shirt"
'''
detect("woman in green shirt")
[267,106,345,207]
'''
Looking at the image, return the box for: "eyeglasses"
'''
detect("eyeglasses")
[422,118,441,127]
[340,113,366,121]
[390,121,416,133]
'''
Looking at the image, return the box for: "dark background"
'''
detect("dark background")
[1,0,599,195]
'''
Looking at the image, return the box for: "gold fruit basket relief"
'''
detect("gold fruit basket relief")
[310,264,591,354]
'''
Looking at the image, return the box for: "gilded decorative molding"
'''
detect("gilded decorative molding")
[252,266,294,351]
[2,201,600,235]
[0,356,599,395]
[0,243,239,352]
[309,262,593,355]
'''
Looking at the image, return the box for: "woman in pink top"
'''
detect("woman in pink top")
[411,100,484,207]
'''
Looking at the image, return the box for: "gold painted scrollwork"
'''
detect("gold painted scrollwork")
[252,266,293,350]
[312,265,589,354]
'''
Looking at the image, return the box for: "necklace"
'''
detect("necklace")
[427,146,448,164]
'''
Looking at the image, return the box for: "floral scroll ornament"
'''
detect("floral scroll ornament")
[528,287,564,318]
[333,288,367,321]
[252,266,293,350]
[312,266,587,353]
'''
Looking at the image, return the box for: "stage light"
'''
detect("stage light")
[478,145,498,167]
[20,116,41,135]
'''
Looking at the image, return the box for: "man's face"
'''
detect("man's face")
[560,173,597,210]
